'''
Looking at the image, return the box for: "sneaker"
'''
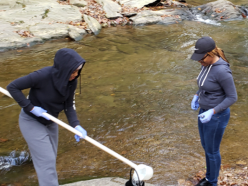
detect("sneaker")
[195,178,207,186]
[204,181,213,186]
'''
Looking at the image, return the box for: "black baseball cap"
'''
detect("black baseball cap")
[191,36,216,61]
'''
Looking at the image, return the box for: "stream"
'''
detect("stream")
[0,0,248,185]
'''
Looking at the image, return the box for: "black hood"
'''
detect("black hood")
[52,48,85,96]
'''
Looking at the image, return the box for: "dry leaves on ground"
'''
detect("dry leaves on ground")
[181,165,248,186]
[58,0,170,29]
[15,30,34,37]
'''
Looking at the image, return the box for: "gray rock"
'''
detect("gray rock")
[70,0,87,7]
[0,0,85,51]
[60,177,155,186]
[130,9,194,25]
[45,4,82,22]
[117,0,157,9]
[163,0,188,8]
[190,0,246,21]
[29,23,69,40]
[0,1,10,5]
[0,20,41,51]
[68,25,87,41]
[83,14,102,35]
[95,0,122,19]
[238,5,248,17]
[0,1,82,23]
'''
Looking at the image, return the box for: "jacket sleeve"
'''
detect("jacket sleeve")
[196,90,200,95]
[6,72,41,112]
[214,69,238,113]
[64,81,80,128]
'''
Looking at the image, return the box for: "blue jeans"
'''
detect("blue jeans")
[198,108,230,186]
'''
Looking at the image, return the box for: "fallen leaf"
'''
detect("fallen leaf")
[121,151,127,155]
[242,13,247,18]
[0,138,8,142]
[236,160,246,165]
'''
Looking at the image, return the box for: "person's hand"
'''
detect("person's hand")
[30,106,50,120]
[191,95,199,110]
[198,109,214,123]
[75,125,87,142]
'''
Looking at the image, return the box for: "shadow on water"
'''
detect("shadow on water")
[0,8,248,186]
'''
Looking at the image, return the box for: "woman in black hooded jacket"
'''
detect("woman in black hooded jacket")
[7,48,87,186]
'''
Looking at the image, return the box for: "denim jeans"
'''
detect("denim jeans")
[198,108,230,186]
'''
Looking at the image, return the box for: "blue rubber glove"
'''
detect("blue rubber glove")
[191,95,199,110]
[75,125,87,142]
[30,106,50,120]
[198,109,214,123]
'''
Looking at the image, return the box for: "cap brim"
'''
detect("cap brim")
[191,52,206,61]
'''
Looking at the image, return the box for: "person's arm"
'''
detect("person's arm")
[7,73,37,112]
[214,71,238,113]
[64,82,80,128]
[65,82,87,141]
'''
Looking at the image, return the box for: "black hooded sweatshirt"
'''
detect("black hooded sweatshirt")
[7,48,85,127]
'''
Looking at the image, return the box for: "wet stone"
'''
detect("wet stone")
[60,177,155,186]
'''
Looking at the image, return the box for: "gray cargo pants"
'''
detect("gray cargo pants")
[19,109,59,186]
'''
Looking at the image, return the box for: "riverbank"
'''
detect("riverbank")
[59,165,248,186]
[0,0,247,52]
[179,164,248,186]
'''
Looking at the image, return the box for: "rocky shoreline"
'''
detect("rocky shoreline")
[0,0,247,52]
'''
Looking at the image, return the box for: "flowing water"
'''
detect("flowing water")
[0,1,248,185]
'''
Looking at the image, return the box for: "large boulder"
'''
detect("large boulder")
[0,0,85,51]
[0,1,82,23]
[29,23,69,40]
[130,9,194,25]
[190,0,247,21]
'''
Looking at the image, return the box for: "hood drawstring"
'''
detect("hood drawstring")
[197,65,213,87]
[197,66,208,86]
[196,67,204,80]
[80,74,81,94]
[201,65,212,86]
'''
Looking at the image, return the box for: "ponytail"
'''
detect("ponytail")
[208,47,229,63]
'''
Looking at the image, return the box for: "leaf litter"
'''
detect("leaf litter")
[178,164,248,186]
